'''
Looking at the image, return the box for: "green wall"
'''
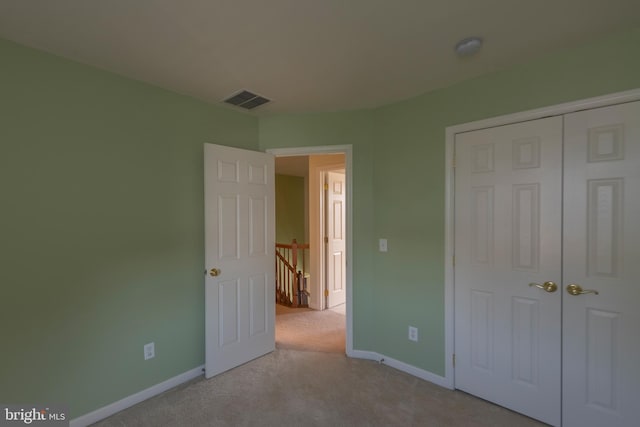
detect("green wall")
[0,38,258,417]
[2,25,640,420]
[275,174,305,245]
[261,27,640,375]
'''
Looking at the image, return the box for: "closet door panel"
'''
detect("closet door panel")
[563,100,640,427]
[454,116,563,426]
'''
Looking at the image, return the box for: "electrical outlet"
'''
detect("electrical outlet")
[408,326,418,342]
[144,342,155,360]
[379,238,388,252]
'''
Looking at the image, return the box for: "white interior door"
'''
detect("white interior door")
[204,143,275,378]
[454,117,563,426]
[326,170,346,308]
[455,100,640,427]
[562,101,640,427]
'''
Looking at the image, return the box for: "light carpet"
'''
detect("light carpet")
[275,304,346,353]
[92,349,545,427]
[91,306,544,426]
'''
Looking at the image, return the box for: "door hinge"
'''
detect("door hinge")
[324,289,329,297]
[324,236,328,244]
[324,183,329,190]
[453,353,456,368]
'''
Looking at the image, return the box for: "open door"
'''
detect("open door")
[326,170,346,308]
[204,143,275,378]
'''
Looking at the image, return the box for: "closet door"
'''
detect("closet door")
[563,101,640,427]
[454,116,563,426]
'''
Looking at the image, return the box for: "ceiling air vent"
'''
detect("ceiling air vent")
[223,90,270,110]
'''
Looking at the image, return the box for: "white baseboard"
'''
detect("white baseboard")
[350,349,453,390]
[71,351,450,426]
[377,354,452,389]
[70,365,204,427]
[346,349,380,361]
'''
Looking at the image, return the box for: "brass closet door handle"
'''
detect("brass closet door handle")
[566,284,599,296]
[529,281,558,293]
[209,268,221,277]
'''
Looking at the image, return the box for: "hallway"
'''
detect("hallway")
[275,304,345,353]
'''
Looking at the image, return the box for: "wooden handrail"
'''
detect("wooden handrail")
[275,251,295,272]
[275,242,310,248]
[275,239,309,308]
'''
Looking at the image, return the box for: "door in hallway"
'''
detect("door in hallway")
[326,170,346,308]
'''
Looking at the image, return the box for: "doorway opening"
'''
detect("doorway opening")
[268,146,352,355]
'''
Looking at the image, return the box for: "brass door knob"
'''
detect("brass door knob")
[529,281,558,293]
[209,268,221,277]
[566,284,599,296]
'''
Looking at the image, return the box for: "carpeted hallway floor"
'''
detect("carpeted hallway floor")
[275,303,345,353]
[92,306,545,426]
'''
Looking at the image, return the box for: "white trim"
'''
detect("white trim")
[69,365,204,427]
[308,159,346,310]
[444,88,640,391]
[349,350,451,389]
[71,350,444,427]
[347,349,380,361]
[449,88,640,135]
[379,354,451,389]
[267,145,354,356]
[444,138,455,390]
[267,145,351,156]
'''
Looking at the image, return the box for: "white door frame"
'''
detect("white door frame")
[306,157,346,310]
[267,145,354,356]
[444,88,640,389]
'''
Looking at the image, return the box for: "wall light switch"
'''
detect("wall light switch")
[379,239,388,252]
[144,342,155,360]
[409,326,418,342]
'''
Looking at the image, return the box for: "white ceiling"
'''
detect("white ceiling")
[1,1,638,114]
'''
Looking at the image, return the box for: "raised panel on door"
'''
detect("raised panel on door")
[470,290,494,373]
[249,274,268,337]
[454,116,563,426]
[219,279,240,346]
[249,196,267,257]
[218,195,240,259]
[204,144,275,379]
[563,101,640,427]
[511,296,540,388]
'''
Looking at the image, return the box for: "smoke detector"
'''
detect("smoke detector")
[455,37,483,57]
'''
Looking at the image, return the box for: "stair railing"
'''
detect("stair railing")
[275,239,309,307]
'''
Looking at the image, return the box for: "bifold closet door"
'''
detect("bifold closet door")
[454,116,563,426]
[562,101,640,427]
